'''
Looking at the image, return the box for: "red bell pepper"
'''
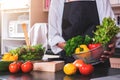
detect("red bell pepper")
[88,43,101,50]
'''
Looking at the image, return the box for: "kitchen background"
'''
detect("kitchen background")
[0,0,120,54]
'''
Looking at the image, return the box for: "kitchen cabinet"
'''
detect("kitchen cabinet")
[110,0,120,27]
[110,0,120,13]
[109,0,120,47]
[0,0,45,54]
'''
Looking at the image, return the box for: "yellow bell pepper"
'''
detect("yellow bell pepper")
[75,48,80,54]
[79,44,89,53]
[75,44,89,54]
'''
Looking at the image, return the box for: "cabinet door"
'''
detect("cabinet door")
[0,0,30,54]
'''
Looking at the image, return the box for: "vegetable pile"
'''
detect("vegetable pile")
[64,35,92,56]
[2,44,45,61]
[10,44,45,61]
[64,17,120,56]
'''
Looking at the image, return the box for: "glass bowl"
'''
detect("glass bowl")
[72,45,104,65]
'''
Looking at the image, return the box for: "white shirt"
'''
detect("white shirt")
[48,0,115,54]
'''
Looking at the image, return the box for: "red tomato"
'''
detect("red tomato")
[73,59,85,68]
[79,64,94,75]
[26,61,33,65]
[9,62,19,73]
[17,61,23,71]
[21,61,33,73]
[88,43,101,50]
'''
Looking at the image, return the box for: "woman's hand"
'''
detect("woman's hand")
[57,42,66,49]
[100,43,115,61]
[100,37,117,61]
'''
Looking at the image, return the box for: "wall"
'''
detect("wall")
[31,0,48,27]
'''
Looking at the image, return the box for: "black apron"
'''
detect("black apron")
[62,1,100,40]
[60,1,100,63]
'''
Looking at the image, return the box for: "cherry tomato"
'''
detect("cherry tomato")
[9,62,19,73]
[79,64,94,75]
[17,61,23,71]
[21,61,33,73]
[88,43,101,50]
[73,59,85,68]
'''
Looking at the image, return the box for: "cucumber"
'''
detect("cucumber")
[0,61,13,71]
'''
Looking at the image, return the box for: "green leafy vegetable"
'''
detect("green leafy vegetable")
[64,35,92,56]
[9,44,45,61]
[93,17,120,46]
[84,35,92,45]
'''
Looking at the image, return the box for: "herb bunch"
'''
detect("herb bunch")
[93,17,120,46]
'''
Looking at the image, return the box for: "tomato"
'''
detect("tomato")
[17,61,23,71]
[73,59,85,68]
[79,64,94,75]
[21,61,33,73]
[9,62,19,73]
[88,43,101,50]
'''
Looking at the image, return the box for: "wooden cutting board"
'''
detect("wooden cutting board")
[110,57,120,69]
[33,61,65,72]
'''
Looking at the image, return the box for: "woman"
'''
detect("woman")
[48,0,116,63]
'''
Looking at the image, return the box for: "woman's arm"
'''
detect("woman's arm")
[96,0,115,24]
[48,0,65,54]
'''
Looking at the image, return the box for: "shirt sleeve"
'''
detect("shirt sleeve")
[48,0,65,54]
[96,0,115,24]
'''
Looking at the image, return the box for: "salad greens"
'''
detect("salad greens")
[93,17,120,46]
[9,44,45,61]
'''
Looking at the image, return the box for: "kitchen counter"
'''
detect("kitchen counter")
[0,61,120,80]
